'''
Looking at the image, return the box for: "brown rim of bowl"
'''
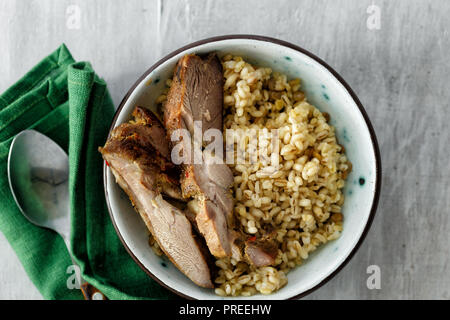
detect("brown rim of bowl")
[103,34,382,300]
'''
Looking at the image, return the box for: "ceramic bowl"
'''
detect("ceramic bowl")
[103,35,381,300]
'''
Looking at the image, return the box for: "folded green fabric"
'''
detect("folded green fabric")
[0,44,177,300]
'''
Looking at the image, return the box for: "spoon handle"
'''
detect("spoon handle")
[80,283,107,300]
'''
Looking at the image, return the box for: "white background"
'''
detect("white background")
[0,0,449,299]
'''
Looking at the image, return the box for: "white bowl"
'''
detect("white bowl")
[103,35,381,300]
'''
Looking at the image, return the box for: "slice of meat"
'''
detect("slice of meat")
[164,53,223,137]
[129,106,171,159]
[186,203,278,268]
[244,239,278,267]
[111,106,171,163]
[228,229,279,267]
[99,107,212,288]
[107,106,183,200]
[164,53,235,258]
[195,199,231,257]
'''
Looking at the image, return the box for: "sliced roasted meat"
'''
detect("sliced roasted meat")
[164,53,223,137]
[99,107,213,288]
[186,202,278,268]
[244,239,278,267]
[129,106,170,159]
[164,53,235,258]
[107,106,183,200]
[228,229,279,267]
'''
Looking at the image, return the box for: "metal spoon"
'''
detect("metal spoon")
[7,129,105,300]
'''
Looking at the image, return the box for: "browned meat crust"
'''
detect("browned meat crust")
[99,106,213,288]
[164,53,235,258]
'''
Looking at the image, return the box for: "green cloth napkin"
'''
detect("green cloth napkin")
[0,44,177,300]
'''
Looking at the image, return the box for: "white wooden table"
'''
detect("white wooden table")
[0,0,449,299]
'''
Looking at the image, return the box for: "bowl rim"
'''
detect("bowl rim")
[103,34,382,300]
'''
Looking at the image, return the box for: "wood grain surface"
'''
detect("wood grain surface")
[0,0,448,299]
